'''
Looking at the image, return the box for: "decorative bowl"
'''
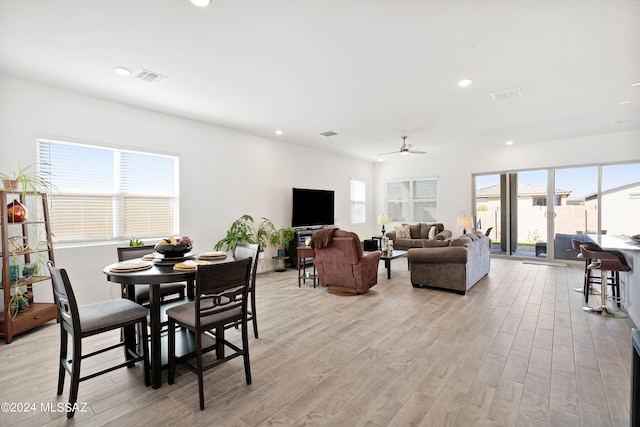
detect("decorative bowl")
[154,242,192,258]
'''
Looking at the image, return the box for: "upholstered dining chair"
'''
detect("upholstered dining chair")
[117,245,186,305]
[232,242,260,338]
[48,262,150,418]
[166,258,253,410]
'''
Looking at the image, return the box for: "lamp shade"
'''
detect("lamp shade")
[457,215,473,229]
[378,214,389,225]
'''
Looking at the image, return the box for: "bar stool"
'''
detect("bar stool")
[572,239,602,300]
[580,245,631,317]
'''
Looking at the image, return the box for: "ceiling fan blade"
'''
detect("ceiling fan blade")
[408,149,426,154]
[377,151,399,156]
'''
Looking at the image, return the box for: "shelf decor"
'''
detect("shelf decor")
[7,199,27,223]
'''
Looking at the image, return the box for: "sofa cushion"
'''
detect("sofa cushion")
[450,235,473,246]
[395,225,411,239]
[404,223,421,239]
[422,239,451,248]
[420,223,431,239]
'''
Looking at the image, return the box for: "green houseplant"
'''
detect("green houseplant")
[0,162,56,199]
[269,226,295,256]
[215,215,275,251]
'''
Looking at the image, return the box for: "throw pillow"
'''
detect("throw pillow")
[395,225,411,239]
[428,225,437,240]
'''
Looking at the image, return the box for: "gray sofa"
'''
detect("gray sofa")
[385,222,453,251]
[407,231,490,294]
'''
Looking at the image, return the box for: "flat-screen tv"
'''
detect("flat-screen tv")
[292,188,335,228]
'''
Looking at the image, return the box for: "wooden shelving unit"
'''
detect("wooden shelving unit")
[0,190,58,344]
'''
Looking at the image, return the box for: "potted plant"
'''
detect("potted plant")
[214,215,278,252]
[0,162,56,199]
[269,226,295,257]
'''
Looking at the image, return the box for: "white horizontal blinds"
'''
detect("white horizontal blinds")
[121,151,177,237]
[38,139,178,243]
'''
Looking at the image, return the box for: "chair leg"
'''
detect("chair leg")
[57,328,68,395]
[140,318,150,387]
[251,290,258,339]
[196,331,205,410]
[67,336,82,418]
[167,321,176,385]
[242,318,252,385]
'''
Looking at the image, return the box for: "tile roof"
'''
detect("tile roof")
[476,182,572,198]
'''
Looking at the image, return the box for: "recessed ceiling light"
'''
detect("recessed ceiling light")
[275,130,284,135]
[457,79,473,87]
[113,66,131,76]
[631,81,640,87]
[620,100,631,105]
[505,140,514,146]
[190,0,210,6]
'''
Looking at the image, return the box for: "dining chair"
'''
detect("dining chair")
[48,261,150,418]
[166,258,252,410]
[232,242,260,338]
[117,245,186,305]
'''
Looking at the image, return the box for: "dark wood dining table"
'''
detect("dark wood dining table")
[103,259,202,389]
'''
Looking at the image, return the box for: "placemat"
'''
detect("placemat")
[110,261,153,273]
[173,259,213,271]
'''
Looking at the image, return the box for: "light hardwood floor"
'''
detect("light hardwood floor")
[0,258,635,426]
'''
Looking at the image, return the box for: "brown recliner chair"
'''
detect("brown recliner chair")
[313,229,381,295]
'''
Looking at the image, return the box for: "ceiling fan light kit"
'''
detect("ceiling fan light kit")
[378,136,426,156]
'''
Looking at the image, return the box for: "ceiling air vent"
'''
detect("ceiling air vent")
[320,131,338,137]
[136,69,168,84]
[490,86,522,101]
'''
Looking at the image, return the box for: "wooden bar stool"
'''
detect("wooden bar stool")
[580,245,631,317]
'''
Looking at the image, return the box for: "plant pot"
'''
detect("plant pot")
[2,179,19,190]
[7,199,28,223]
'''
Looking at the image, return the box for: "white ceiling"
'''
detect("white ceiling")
[1,0,639,162]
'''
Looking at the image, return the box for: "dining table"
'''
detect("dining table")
[103,255,230,389]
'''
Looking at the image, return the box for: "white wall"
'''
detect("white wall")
[0,74,376,306]
[374,131,640,235]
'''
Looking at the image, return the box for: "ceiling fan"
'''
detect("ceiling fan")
[378,136,426,156]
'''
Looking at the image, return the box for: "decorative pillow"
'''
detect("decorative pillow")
[395,225,411,239]
[404,223,421,239]
[420,223,431,239]
[428,226,437,240]
[466,233,479,241]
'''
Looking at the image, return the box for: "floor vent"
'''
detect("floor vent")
[490,86,522,101]
[136,69,168,84]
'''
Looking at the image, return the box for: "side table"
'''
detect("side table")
[271,256,289,272]
[297,246,317,287]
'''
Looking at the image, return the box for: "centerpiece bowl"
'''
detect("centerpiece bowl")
[154,242,192,258]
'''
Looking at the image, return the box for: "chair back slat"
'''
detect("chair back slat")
[117,245,155,262]
[48,261,80,332]
[195,259,252,325]
[233,242,259,289]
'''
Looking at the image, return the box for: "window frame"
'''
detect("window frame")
[38,138,180,244]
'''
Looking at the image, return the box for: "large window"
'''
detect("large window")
[350,179,365,224]
[386,178,438,222]
[38,139,179,243]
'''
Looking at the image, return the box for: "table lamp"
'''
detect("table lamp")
[378,214,389,237]
[457,215,473,234]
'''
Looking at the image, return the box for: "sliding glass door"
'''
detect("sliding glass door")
[475,161,640,262]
